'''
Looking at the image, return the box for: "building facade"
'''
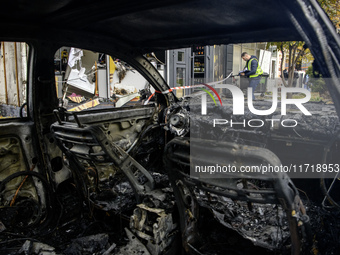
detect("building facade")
[165,43,276,97]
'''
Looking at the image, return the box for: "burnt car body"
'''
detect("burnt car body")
[0,0,340,254]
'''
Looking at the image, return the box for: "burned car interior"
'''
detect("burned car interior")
[1,0,340,254]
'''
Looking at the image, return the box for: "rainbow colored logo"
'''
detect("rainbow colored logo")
[198,83,223,106]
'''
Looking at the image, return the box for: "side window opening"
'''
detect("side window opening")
[54,47,156,112]
[0,42,29,119]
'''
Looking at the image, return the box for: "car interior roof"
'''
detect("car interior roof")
[0,0,301,52]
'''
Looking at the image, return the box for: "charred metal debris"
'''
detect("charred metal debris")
[0,98,340,255]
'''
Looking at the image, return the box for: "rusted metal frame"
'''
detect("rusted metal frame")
[51,120,155,203]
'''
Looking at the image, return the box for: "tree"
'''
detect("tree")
[267,41,310,92]
[267,0,339,98]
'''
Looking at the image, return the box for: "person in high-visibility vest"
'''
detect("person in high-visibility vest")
[240,52,263,100]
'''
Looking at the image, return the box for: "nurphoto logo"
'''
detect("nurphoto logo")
[199,84,312,128]
[200,85,311,116]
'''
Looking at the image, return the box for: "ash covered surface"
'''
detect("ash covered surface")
[305,202,340,254]
[192,186,340,255]
[193,185,290,251]
[0,172,172,255]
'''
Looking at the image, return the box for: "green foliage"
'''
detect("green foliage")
[305,65,314,77]
[310,79,327,94]
[306,66,327,94]
[318,0,340,30]
[309,96,323,102]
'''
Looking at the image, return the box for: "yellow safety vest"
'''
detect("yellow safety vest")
[247,58,263,78]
